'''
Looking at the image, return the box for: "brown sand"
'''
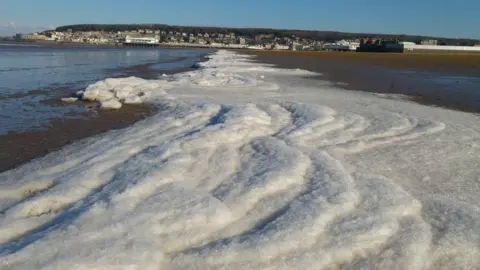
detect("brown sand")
[248,50,480,75]
[248,50,480,113]
[0,103,154,173]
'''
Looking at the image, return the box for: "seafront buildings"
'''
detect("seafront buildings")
[13,28,480,53]
[12,29,368,51]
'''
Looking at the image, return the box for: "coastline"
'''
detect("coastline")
[2,40,245,50]
[0,40,120,49]
[1,50,479,269]
[247,50,480,113]
[3,48,478,172]
[0,49,213,173]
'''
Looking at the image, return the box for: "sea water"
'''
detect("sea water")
[0,43,212,134]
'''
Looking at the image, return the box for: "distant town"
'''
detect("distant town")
[6,24,480,53]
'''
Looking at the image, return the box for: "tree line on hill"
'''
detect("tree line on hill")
[55,24,479,46]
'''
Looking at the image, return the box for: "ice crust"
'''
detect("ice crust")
[1,50,480,269]
[81,77,167,109]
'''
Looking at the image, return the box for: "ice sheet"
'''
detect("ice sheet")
[1,50,480,270]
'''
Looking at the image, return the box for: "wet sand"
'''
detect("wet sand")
[248,50,480,113]
[0,104,153,173]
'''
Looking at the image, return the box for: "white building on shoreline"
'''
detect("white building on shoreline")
[124,36,160,45]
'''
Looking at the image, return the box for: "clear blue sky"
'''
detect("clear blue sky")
[1,0,479,39]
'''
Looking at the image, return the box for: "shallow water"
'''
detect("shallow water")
[0,43,212,134]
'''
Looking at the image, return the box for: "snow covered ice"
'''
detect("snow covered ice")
[81,77,168,109]
[1,50,480,269]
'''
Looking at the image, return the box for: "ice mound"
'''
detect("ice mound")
[170,68,279,91]
[2,50,480,269]
[194,51,316,77]
[80,77,167,109]
[72,50,314,108]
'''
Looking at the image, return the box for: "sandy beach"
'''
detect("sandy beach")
[248,50,480,113]
[248,50,480,74]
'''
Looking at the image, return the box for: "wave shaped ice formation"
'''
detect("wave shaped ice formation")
[1,50,480,269]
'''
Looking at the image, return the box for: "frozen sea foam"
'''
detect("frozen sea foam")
[80,76,167,109]
[1,50,480,270]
